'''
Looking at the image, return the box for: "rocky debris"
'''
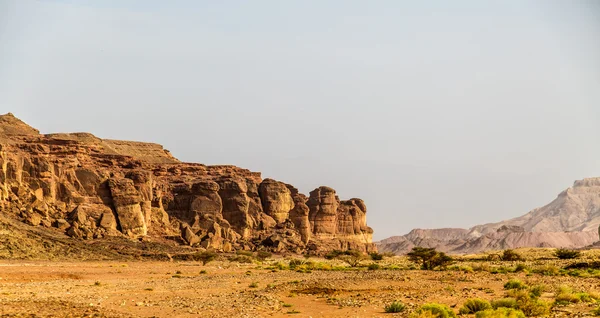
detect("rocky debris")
[378,178,600,254]
[0,113,375,254]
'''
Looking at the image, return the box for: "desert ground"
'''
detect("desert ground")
[2,249,600,317]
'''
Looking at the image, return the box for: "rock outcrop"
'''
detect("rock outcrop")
[378,178,600,254]
[0,113,375,254]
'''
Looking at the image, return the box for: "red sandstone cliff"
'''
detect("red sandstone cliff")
[0,113,375,254]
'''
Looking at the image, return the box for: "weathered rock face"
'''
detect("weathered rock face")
[108,178,147,237]
[0,113,375,253]
[259,179,294,224]
[307,187,375,252]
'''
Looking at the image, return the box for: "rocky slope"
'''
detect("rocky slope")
[0,113,375,256]
[378,179,600,254]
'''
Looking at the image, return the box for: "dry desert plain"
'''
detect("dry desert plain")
[2,249,600,318]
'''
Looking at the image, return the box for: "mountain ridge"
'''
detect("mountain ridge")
[378,178,600,254]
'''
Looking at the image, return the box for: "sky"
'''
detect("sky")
[1,0,599,240]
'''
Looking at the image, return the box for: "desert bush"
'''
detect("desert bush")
[592,306,600,316]
[505,289,550,316]
[256,251,272,261]
[501,250,523,261]
[249,282,258,288]
[475,308,526,318]
[554,285,578,305]
[518,298,550,316]
[473,263,492,272]
[324,250,344,260]
[289,259,310,269]
[564,261,600,270]
[193,251,217,265]
[491,298,518,309]
[529,285,545,298]
[554,292,580,305]
[229,255,253,263]
[411,303,456,318]
[486,254,502,261]
[534,264,560,276]
[384,301,406,313]
[449,265,474,273]
[503,279,527,290]
[490,266,512,275]
[513,263,528,273]
[369,252,384,261]
[459,299,492,314]
[368,263,381,270]
[386,264,402,270]
[323,250,366,266]
[554,248,581,260]
[337,250,366,267]
[236,250,254,257]
[407,247,453,270]
[554,285,599,305]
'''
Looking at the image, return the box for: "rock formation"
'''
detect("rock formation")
[0,113,375,254]
[378,178,600,254]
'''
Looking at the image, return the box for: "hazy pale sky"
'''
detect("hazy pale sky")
[1,0,599,239]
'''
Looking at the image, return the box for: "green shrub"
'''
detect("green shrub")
[384,301,406,313]
[513,263,528,273]
[529,285,545,298]
[491,298,518,309]
[554,248,581,260]
[534,264,560,276]
[411,303,456,318]
[503,279,527,290]
[324,250,344,260]
[368,263,381,270]
[500,289,549,316]
[199,270,207,274]
[554,286,577,305]
[249,282,258,288]
[289,259,310,269]
[449,265,474,273]
[370,252,384,261]
[229,255,253,263]
[323,250,366,267]
[553,285,599,305]
[592,306,600,316]
[236,250,254,257]
[475,308,526,318]
[519,299,550,316]
[407,247,453,270]
[256,251,272,261]
[459,299,492,314]
[501,250,523,261]
[337,250,366,267]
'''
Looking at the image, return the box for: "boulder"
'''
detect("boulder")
[259,179,294,224]
[108,178,147,237]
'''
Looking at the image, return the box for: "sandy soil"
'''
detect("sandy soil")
[1,258,599,318]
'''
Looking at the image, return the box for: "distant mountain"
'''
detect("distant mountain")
[377,178,600,254]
